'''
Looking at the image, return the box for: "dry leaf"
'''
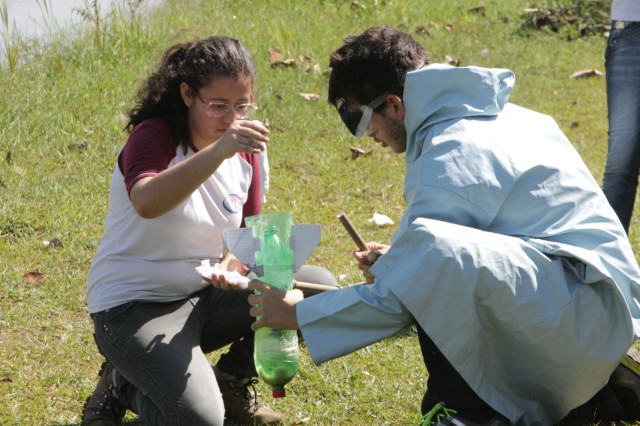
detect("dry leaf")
[67,141,88,152]
[445,23,453,32]
[0,377,13,383]
[42,238,63,249]
[468,5,486,15]
[270,59,296,68]
[292,418,311,425]
[23,271,47,284]
[570,69,604,79]
[351,1,365,10]
[350,147,373,159]
[5,151,11,165]
[299,93,320,101]
[443,55,461,67]
[415,26,431,37]
[268,50,283,61]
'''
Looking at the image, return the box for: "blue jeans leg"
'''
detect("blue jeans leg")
[602,21,640,233]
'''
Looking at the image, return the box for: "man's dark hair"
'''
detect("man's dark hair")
[328,26,428,107]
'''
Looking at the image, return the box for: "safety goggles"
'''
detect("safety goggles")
[338,91,388,137]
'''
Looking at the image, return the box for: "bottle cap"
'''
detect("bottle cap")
[272,388,286,398]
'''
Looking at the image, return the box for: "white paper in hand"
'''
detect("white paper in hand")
[195,260,250,289]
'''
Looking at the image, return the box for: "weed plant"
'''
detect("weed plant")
[0,0,637,424]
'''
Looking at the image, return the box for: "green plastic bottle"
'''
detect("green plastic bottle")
[246,212,299,398]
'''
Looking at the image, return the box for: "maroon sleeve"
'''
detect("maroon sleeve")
[118,119,179,194]
[238,152,262,227]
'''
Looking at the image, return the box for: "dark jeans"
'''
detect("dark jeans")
[602,20,640,232]
[91,265,337,426]
[92,286,251,425]
[416,325,627,424]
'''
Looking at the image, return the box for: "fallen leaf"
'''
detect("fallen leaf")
[268,49,283,61]
[445,23,453,32]
[292,418,311,425]
[415,26,431,37]
[443,55,461,66]
[270,59,296,68]
[570,69,604,78]
[67,141,88,152]
[42,238,63,249]
[0,378,12,383]
[299,93,320,101]
[5,151,11,165]
[23,271,47,284]
[351,1,365,10]
[350,147,372,159]
[468,5,486,15]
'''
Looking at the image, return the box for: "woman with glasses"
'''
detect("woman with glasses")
[82,36,335,426]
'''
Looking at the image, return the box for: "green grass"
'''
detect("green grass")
[0,0,638,424]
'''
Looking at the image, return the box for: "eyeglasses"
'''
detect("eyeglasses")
[196,92,258,119]
[338,91,388,137]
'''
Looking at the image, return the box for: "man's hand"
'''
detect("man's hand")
[354,242,390,284]
[248,280,303,331]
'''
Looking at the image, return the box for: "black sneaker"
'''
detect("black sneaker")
[610,346,640,420]
[81,361,126,426]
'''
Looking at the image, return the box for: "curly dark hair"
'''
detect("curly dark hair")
[126,36,255,152]
[328,26,428,107]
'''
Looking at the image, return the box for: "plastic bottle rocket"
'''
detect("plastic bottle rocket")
[246,212,299,398]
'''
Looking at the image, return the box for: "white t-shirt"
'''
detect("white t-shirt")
[86,118,260,313]
[612,0,640,21]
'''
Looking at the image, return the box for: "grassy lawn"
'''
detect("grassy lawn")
[0,0,637,424]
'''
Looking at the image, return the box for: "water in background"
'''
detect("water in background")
[2,1,104,40]
[1,0,161,42]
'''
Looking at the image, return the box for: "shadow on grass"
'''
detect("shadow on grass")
[50,418,251,425]
[49,420,144,426]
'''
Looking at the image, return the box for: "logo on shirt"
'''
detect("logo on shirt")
[223,194,244,213]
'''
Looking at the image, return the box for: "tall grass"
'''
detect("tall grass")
[74,0,105,49]
[0,0,637,424]
[0,0,20,72]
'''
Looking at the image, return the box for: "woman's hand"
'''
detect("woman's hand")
[215,120,269,159]
[129,121,269,219]
[247,280,303,331]
[209,253,250,291]
[354,242,390,284]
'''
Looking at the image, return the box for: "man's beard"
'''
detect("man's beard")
[383,111,407,153]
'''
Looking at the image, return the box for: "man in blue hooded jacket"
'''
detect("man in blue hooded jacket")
[248,26,640,425]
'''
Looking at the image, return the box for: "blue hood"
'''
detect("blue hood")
[403,64,515,164]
